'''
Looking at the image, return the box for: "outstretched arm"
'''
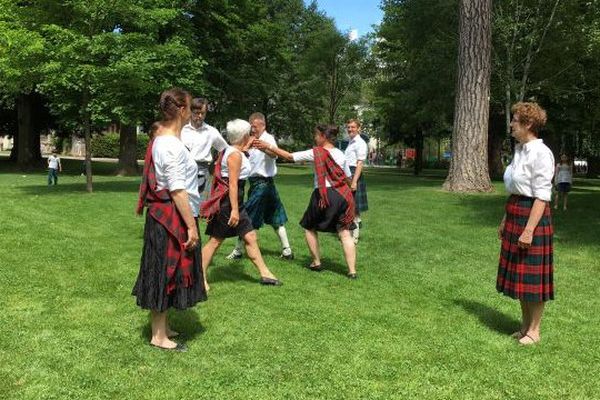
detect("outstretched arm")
[253,139,294,161]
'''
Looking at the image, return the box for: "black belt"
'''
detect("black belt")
[197,161,211,168]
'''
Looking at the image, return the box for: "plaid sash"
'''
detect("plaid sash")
[313,146,355,227]
[136,138,194,295]
[200,150,229,220]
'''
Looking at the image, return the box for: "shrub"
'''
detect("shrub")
[91,132,120,158]
[137,134,150,159]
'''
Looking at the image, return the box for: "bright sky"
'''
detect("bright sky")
[305,0,383,38]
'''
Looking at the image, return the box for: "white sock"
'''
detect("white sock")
[353,217,360,239]
[234,237,244,254]
[275,226,291,250]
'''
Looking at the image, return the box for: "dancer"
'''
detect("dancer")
[180,97,228,199]
[497,102,555,345]
[344,119,368,244]
[253,124,357,278]
[201,119,281,290]
[226,112,293,260]
[133,88,206,352]
[554,154,573,211]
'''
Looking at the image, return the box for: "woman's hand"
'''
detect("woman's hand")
[518,228,534,249]
[252,139,270,150]
[228,209,240,227]
[497,219,505,240]
[185,226,199,250]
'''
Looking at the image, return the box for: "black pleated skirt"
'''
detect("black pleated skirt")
[300,188,356,233]
[132,213,207,312]
[205,180,254,239]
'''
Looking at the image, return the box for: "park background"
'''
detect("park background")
[1,1,600,399]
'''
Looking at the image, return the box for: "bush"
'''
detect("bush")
[91,132,151,159]
[91,133,120,158]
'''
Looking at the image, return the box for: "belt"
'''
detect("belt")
[197,161,211,168]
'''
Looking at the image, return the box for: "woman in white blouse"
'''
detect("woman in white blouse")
[253,124,358,279]
[554,154,573,211]
[200,119,281,289]
[497,102,555,345]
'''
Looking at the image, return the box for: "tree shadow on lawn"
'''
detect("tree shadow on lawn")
[453,298,520,335]
[140,308,205,342]
[18,180,140,195]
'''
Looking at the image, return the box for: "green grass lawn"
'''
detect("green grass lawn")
[1,159,599,399]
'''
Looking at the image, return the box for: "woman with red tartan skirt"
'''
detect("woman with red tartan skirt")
[253,124,357,279]
[497,102,555,345]
[133,88,207,352]
[200,119,281,291]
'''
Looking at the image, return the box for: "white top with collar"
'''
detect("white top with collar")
[503,139,555,202]
[344,134,368,167]
[180,122,228,164]
[248,131,278,177]
[292,147,351,188]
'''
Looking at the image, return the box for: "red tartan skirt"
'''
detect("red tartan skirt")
[496,195,554,302]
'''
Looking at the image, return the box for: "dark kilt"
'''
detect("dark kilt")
[350,166,368,213]
[205,180,254,239]
[132,213,207,312]
[300,188,356,233]
[497,195,554,302]
[245,177,288,229]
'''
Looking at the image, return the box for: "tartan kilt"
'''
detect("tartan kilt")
[350,166,368,213]
[496,195,554,302]
[245,177,288,229]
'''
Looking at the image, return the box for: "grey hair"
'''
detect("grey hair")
[226,119,251,145]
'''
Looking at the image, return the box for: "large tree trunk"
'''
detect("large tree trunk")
[586,156,600,178]
[443,0,493,192]
[15,93,43,169]
[82,90,93,193]
[414,128,424,176]
[117,124,138,176]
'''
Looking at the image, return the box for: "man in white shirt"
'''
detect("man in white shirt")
[344,119,369,244]
[47,152,62,185]
[226,112,293,260]
[180,98,228,200]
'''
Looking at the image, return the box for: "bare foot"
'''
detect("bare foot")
[510,330,525,339]
[518,333,540,345]
[150,337,178,349]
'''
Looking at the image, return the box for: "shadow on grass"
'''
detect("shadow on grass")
[18,180,140,195]
[453,299,519,335]
[140,308,205,342]
[208,263,259,285]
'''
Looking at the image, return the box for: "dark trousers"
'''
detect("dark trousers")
[48,168,58,185]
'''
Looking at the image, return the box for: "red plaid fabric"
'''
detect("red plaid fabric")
[137,139,194,295]
[200,150,229,220]
[497,195,554,302]
[313,146,355,227]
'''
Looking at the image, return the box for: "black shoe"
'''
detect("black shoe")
[306,263,324,272]
[260,277,282,286]
[150,342,188,352]
[347,273,357,279]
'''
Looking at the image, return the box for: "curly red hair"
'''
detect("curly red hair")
[512,102,547,134]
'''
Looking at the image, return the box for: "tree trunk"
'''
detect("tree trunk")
[117,124,138,176]
[82,89,93,193]
[15,93,43,169]
[587,156,600,178]
[488,110,505,180]
[443,0,493,192]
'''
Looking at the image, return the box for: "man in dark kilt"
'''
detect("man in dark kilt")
[344,119,369,244]
[497,102,555,345]
[226,112,293,260]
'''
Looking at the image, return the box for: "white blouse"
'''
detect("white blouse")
[503,139,555,202]
[220,146,251,180]
[152,135,201,216]
[292,147,351,188]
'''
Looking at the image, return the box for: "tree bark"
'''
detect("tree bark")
[488,110,505,180]
[117,124,138,176]
[82,89,93,193]
[15,93,43,169]
[443,0,493,192]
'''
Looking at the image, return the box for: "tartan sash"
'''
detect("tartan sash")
[313,146,355,227]
[200,150,229,220]
[137,138,194,295]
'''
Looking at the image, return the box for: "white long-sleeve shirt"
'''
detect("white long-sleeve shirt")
[180,122,228,164]
[503,139,555,202]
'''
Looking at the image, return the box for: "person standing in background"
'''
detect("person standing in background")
[554,154,573,211]
[344,119,369,244]
[47,152,62,185]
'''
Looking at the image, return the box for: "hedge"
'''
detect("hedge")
[91,133,150,159]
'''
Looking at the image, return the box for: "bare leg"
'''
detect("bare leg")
[512,300,530,339]
[201,236,224,291]
[554,192,560,209]
[338,229,356,275]
[304,229,321,266]
[563,193,568,210]
[243,230,277,280]
[150,311,177,349]
[519,301,545,344]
